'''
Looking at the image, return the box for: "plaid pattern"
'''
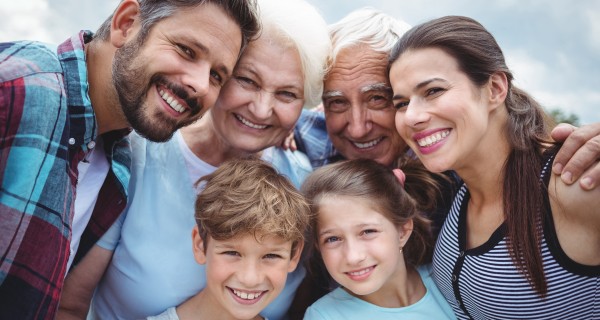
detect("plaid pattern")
[0,31,130,319]
[293,109,343,168]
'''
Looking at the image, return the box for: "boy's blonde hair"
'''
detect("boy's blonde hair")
[195,157,310,254]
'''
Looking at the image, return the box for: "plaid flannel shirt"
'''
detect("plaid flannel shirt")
[0,31,131,319]
[293,109,343,168]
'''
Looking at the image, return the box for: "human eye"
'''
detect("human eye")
[235,76,259,91]
[324,98,349,113]
[210,70,224,86]
[360,229,379,238]
[221,251,240,257]
[367,93,391,110]
[322,236,340,244]
[176,44,194,59]
[276,91,298,103]
[425,87,445,97]
[264,253,284,260]
[394,100,410,110]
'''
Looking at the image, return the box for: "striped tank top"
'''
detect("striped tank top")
[432,152,600,319]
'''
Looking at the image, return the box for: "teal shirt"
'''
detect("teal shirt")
[304,265,456,320]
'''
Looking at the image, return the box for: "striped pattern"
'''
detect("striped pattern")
[433,154,600,320]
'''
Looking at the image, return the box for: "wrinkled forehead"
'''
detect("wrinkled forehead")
[324,45,390,95]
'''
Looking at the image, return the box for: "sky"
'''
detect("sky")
[1,0,598,124]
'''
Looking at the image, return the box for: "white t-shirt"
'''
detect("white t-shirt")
[69,138,109,271]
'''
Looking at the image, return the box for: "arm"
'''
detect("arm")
[548,162,600,266]
[56,245,113,320]
[551,122,600,190]
[57,211,125,319]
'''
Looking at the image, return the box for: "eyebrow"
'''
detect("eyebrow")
[322,90,344,100]
[392,77,445,100]
[322,83,392,101]
[318,223,381,237]
[360,83,392,95]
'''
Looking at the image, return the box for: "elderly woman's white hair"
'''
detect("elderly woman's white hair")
[328,7,411,70]
[257,0,331,107]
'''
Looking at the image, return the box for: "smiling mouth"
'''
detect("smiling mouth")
[235,114,268,130]
[352,137,383,149]
[159,89,186,113]
[346,266,375,277]
[231,288,266,300]
[416,130,450,147]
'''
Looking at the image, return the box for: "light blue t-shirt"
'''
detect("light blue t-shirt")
[90,131,312,320]
[304,265,456,320]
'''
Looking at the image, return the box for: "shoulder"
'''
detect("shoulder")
[304,288,359,319]
[0,40,62,82]
[146,307,179,320]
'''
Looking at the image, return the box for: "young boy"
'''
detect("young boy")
[148,157,311,320]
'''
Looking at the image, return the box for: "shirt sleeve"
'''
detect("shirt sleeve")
[95,211,126,250]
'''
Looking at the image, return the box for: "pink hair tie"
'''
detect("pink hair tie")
[392,168,406,187]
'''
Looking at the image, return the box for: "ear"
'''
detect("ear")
[192,225,207,265]
[110,0,142,48]
[487,71,508,111]
[287,241,305,273]
[397,219,414,248]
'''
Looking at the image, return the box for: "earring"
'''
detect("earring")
[399,246,404,253]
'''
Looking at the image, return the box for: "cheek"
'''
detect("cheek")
[216,85,247,112]
[394,113,407,137]
[325,114,346,135]
[276,103,303,129]
[205,259,231,284]
[372,110,396,131]
[319,248,339,270]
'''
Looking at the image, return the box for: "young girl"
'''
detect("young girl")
[301,159,455,319]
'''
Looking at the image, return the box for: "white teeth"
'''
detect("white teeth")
[235,114,268,129]
[417,130,449,147]
[352,138,382,149]
[159,89,185,113]
[348,267,371,276]
[233,289,263,300]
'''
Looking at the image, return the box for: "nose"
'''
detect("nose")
[402,100,429,128]
[346,105,371,138]
[237,259,264,287]
[183,62,211,98]
[344,239,366,265]
[248,91,274,120]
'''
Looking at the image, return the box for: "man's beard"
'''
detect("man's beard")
[112,38,203,142]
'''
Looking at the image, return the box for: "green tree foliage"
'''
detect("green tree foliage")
[546,108,580,126]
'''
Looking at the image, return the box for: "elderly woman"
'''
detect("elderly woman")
[57,1,330,319]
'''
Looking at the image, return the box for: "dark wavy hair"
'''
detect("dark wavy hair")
[389,15,556,296]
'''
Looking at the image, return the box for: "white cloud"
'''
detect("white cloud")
[0,0,53,42]
[506,49,597,124]
[586,10,600,53]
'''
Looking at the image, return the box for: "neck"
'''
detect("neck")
[354,262,425,308]
[176,290,263,320]
[86,40,130,134]
[455,107,511,208]
[180,113,257,166]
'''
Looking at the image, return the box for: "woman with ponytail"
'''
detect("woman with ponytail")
[389,15,599,319]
